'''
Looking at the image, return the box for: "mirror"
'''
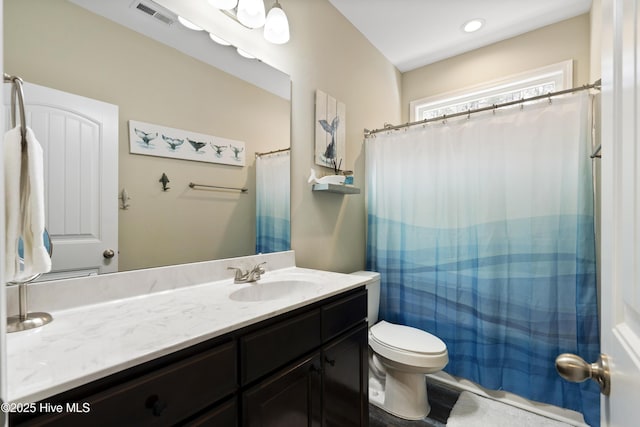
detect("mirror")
[8,230,53,285]
[4,0,291,278]
[7,229,54,332]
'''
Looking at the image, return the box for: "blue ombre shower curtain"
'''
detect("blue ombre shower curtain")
[366,93,600,426]
[256,151,290,253]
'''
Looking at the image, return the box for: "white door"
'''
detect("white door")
[600,0,640,425]
[1,4,7,426]
[3,83,118,278]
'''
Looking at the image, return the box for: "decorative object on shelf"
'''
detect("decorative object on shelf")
[308,168,345,185]
[159,173,171,191]
[119,188,131,209]
[315,90,346,168]
[129,120,246,166]
[342,170,354,185]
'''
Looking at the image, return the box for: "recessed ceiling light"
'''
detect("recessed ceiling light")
[462,19,484,33]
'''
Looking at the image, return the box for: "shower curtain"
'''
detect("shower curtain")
[366,93,600,426]
[256,151,290,253]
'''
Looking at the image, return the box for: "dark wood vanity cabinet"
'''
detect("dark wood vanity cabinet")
[241,289,368,427]
[11,287,368,427]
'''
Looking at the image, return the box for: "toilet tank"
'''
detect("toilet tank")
[350,271,380,327]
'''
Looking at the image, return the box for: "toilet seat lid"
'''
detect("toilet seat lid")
[370,321,447,355]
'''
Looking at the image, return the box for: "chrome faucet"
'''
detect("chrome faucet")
[228,262,266,284]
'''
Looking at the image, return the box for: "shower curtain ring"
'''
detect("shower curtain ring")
[467,109,471,120]
[492,104,497,115]
[442,114,447,124]
[548,94,552,104]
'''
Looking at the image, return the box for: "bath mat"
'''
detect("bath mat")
[447,391,574,427]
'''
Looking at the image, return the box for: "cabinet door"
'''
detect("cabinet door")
[322,323,368,427]
[243,354,321,427]
[183,398,237,427]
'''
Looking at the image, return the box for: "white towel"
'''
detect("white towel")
[4,126,51,282]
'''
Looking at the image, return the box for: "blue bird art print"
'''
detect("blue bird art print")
[318,116,339,165]
[210,143,227,158]
[135,128,157,146]
[187,137,207,153]
[162,134,184,151]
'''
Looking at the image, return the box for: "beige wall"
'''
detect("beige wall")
[6,1,590,276]
[4,0,290,271]
[276,2,402,272]
[401,14,591,123]
[5,0,402,274]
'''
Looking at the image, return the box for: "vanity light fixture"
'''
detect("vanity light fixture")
[236,0,266,29]
[209,32,232,46]
[208,0,291,44]
[264,0,290,44]
[236,48,256,59]
[462,19,484,33]
[208,0,238,10]
[178,15,203,31]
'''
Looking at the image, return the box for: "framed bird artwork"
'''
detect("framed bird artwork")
[314,90,346,169]
[128,120,246,166]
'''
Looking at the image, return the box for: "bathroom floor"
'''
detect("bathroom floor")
[369,380,460,427]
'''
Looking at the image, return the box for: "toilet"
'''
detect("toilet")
[351,271,448,420]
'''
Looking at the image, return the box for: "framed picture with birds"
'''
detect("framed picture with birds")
[128,120,245,166]
[314,90,346,169]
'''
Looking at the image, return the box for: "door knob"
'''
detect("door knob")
[555,353,610,396]
[103,249,116,259]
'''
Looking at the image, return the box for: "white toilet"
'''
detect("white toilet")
[351,271,448,420]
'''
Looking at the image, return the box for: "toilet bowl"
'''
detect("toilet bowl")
[350,271,449,420]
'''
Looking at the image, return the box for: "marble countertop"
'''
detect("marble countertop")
[7,265,370,403]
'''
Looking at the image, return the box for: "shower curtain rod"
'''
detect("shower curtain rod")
[364,79,602,137]
[255,147,290,157]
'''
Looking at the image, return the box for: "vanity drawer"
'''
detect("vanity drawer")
[240,309,321,385]
[322,289,367,342]
[20,340,237,427]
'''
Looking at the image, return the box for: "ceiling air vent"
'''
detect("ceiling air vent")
[132,0,175,25]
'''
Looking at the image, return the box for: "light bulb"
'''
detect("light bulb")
[237,0,266,29]
[178,16,203,31]
[264,2,290,44]
[236,48,256,59]
[209,33,231,46]
[208,0,238,10]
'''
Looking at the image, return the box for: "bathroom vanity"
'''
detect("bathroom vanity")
[5,252,370,426]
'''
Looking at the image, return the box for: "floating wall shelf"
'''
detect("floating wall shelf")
[312,183,361,194]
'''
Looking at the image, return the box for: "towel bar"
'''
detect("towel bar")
[188,182,248,193]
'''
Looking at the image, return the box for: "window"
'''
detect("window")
[409,60,573,121]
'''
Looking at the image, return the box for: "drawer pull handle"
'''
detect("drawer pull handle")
[325,357,336,367]
[146,395,168,417]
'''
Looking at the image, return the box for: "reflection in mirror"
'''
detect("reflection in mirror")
[7,230,54,332]
[4,0,291,280]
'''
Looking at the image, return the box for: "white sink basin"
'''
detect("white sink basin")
[229,280,316,302]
